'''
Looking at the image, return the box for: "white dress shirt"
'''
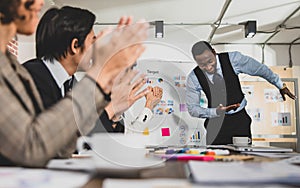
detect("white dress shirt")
[42,58,72,97]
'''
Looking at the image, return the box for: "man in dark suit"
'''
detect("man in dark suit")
[23,6,144,133]
[23,6,160,135]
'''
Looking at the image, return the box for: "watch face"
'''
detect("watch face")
[283,83,287,88]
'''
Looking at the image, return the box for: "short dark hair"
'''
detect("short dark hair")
[0,0,34,24]
[191,41,214,60]
[36,6,96,61]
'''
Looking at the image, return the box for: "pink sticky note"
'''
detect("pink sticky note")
[161,128,170,136]
[180,104,187,112]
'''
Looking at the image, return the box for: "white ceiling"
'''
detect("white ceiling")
[26,0,300,46]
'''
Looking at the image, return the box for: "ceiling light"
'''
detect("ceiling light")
[155,21,164,38]
[244,20,256,38]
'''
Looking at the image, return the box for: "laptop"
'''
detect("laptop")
[207,145,293,153]
[230,145,293,153]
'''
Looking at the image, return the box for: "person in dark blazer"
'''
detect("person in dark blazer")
[23,6,156,134]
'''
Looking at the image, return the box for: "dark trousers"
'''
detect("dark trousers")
[205,109,252,145]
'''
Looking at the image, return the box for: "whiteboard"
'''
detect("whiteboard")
[124,59,206,146]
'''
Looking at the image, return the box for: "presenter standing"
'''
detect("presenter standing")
[186,41,296,145]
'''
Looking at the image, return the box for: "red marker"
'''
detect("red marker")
[161,155,214,161]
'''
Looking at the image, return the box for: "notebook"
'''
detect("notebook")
[188,160,300,185]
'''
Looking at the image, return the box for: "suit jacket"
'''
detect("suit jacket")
[23,59,124,133]
[0,51,107,167]
[23,59,62,109]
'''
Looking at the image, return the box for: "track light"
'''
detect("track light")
[244,20,256,38]
[155,21,164,38]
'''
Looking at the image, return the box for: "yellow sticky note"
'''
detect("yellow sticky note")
[143,127,149,135]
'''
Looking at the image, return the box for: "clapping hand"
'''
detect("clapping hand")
[106,68,150,121]
[86,17,149,94]
[145,86,163,110]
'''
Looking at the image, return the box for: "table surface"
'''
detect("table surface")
[81,152,288,188]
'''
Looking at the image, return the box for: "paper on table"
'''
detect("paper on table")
[103,178,288,188]
[188,161,300,185]
[103,178,190,188]
[0,167,90,188]
[47,151,165,178]
[47,157,94,171]
[281,155,300,165]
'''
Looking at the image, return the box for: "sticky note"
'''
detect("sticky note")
[180,104,187,112]
[161,128,170,136]
[143,127,149,135]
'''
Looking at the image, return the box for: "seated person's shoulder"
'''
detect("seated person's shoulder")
[22,58,44,68]
[23,59,48,75]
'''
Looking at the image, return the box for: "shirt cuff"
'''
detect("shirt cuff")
[85,75,111,102]
[278,81,284,89]
[210,108,219,118]
[136,108,153,124]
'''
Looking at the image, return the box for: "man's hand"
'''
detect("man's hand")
[95,16,133,41]
[86,17,149,94]
[78,16,134,72]
[106,68,149,121]
[145,86,163,110]
[216,103,240,115]
[279,84,296,101]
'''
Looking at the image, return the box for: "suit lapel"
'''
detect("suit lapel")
[0,51,44,114]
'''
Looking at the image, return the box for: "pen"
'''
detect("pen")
[161,155,215,161]
[154,148,190,154]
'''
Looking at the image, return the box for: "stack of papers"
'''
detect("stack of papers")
[47,151,165,178]
[188,161,300,185]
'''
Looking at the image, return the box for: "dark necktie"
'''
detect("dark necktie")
[63,75,75,95]
[212,73,226,106]
[212,73,225,88]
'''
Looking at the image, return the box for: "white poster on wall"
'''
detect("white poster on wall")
[124,59,206,146]
[242,85,254,98]
[264,89,283,102]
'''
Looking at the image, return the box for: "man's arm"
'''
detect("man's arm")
[186,72,219,118]
[229,51,296,100]
[0,77,107,167]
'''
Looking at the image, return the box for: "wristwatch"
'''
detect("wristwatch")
[281,83,287,90]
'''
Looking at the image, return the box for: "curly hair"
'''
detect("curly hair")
[0,0,34,24]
